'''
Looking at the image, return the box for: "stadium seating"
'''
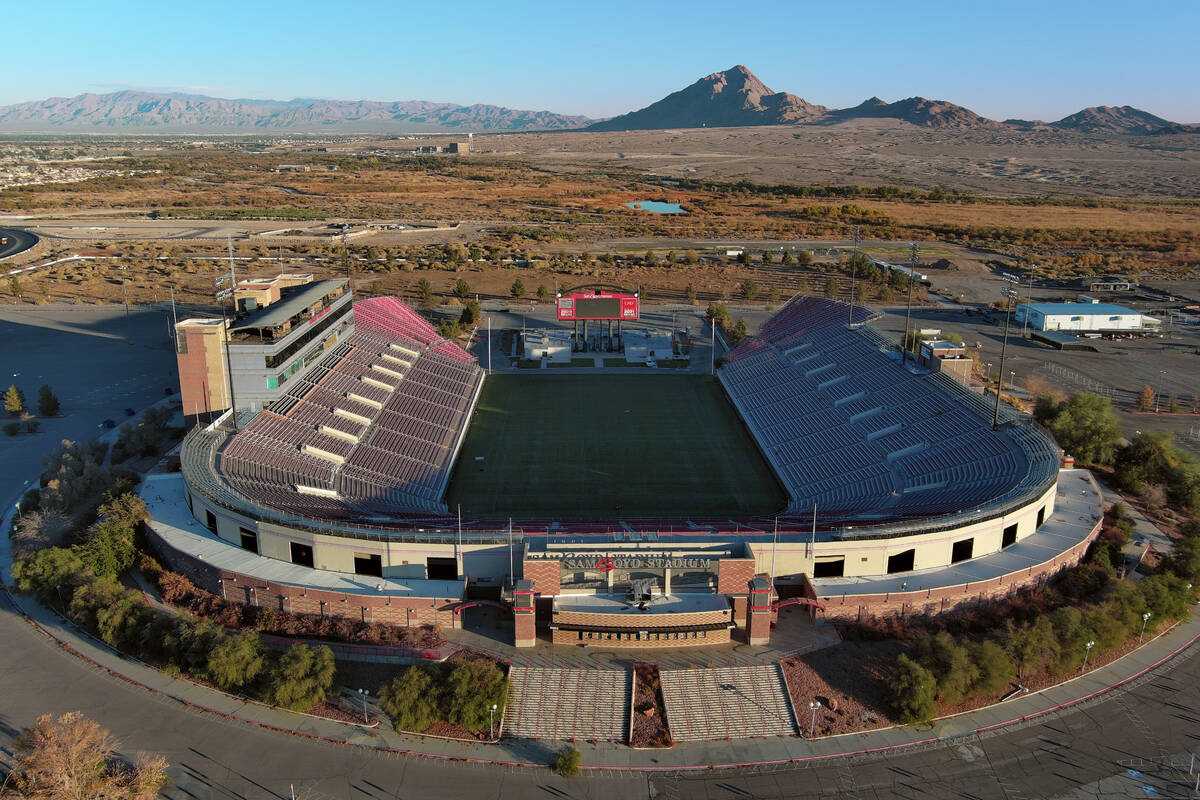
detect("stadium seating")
[719,295,1059,522]
[216,297,483,521]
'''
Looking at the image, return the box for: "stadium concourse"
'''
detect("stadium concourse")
[152,292,1101,655]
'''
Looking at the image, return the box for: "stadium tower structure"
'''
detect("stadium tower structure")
[158,293,1101,649]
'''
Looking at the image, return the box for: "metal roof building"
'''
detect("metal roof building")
[1014,302,1158,333]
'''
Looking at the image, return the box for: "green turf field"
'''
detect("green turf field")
[445,373,785,519]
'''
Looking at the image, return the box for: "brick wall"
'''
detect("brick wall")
[551,628,730,647]
[147,525,460,629]
[522,559,561,596]
[816,519,1102,621]
[717,558,756,595]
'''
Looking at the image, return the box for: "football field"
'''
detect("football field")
[445,373,785,520]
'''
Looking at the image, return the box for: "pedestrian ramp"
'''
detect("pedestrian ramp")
[505,667,630,743]
[659,664,797,741]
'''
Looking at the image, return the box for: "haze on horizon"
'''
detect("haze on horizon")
[6,0,1198,123]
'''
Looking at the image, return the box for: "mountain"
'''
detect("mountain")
[586,65,827,132]
[0,90,593,133]
[816,96,1000,129]
[1049,105,1176,135]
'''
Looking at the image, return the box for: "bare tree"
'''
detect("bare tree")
[1,712,167,800]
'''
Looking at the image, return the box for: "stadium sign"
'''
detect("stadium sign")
[532,552,717,571]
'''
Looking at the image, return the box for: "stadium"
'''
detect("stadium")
[148,289,1101,650]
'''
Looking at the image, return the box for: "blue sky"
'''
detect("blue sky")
[5,0,1198,121]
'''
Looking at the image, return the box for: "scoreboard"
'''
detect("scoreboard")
[557,291,639,321]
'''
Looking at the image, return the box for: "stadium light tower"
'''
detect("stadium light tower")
[992,280,1019,431]
[901,243,918,365]
[847,225,860,327]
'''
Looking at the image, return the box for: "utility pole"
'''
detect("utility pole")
[711,320,716,375]
[901,243,918,365]
[847,225,860,326]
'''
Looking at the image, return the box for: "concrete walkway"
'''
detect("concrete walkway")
[3,492,1198,771]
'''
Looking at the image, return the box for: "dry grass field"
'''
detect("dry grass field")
[2,123,1198,308]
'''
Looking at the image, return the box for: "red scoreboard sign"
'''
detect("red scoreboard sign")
[556,292,639,321]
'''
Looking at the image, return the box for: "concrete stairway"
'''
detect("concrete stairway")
[505,667,630,743]
[659,664,797,742]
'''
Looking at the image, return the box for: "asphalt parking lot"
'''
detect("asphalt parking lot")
[0,304,180,507]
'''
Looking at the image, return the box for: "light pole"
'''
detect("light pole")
[985,362,992,389]
[1139,612,1151,644]
[992,286,1018,431]
[356,688,369,724]
[808,700,821,737]
[900,243,918,365]
[1010,371,1016,391]
[13,501,21,522]
[847,225,860,327]
[1156,370,1167,413]
[1081,640,1096,672]
[490,703,498,739]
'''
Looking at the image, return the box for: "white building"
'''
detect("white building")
[1015,302,1158,333]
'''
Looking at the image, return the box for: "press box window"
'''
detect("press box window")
[290,542,314,568]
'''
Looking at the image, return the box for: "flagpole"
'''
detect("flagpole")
[770,516,779,602]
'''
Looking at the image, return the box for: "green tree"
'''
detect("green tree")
[5,384,25,416]
[12,547,87,606]
[36,385,60,417]
[781,250,793,265]
[415,278,434,307]
[442,660,508,731]
[378,667,441,732]
[761,250,773,264]
[1034,392,1122,466]
[730,318,748,345]
[768,285,782,304]
[685,283,697,304]
[909,631,978,704]
[263,644,336,712]
[510,278,526,299]
[853,283,869,302]
[684,250,698,265]
[1003,617,1059,678]
[735,251,749,264]
[76,517,138,579]
[970,640,1016,695]
[459,299,482,326]
[705,302,731,328]
[1165,535,1200,584]
[796,250,814,266]
[536,284,549,301]
[887,654,937,724]
[1138,573,1193,621]
[644,249,656,266]
[739,278,758,301]
[551,746,583,778]
[453,278,471,300]
[207,632,266,691]
[824,277,839,298]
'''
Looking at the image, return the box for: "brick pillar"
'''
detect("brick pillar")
[747,576,772,646]
[512,579,536,648]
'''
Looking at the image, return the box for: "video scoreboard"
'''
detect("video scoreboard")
[556,291,639,321]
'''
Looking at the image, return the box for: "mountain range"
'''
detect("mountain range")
[0,67,1191,135]
[0,90,592,133]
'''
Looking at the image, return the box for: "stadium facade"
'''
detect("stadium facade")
[158,291,1097,649]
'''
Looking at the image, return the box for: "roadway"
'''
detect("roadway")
[0,226,38,260]
[1,584,1197,799]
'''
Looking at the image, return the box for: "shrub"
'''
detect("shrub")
[970,640,1016,695]
[207,632,266,692]
[378,667,441,733]
[263,644,336,712]
[11,547,87,605]
[443,660,509,731]
[550,746,582,778]
[886,654,937,724]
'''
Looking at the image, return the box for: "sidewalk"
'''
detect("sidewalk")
[4,488,1198,771]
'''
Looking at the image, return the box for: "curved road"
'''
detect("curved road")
[1,586,1197,799]
[0,226,38,260]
